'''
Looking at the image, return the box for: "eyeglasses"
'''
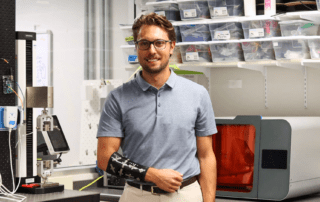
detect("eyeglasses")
[135,39,171,50]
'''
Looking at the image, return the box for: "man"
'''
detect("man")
[97,13,217,202]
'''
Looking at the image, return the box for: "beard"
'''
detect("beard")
[141,58,169,74]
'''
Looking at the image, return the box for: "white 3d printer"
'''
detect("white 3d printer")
[214,115,320,201]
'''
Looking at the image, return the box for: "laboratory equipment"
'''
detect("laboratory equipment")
[215,116,320,201]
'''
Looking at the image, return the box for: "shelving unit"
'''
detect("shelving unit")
[121,0,320,109]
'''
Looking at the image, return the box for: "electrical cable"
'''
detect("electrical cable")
[15,132,32,148]
[0,185,26,201]
[7,128,23,196]
[0,58,14,82]
[79,175,104,191]
[0,131,24,202]
[0,187,26,202]
[8,129,15,194]
[13,128,23,194]
[299,1,314,10]
[126,66,142,82]
[7,86,24,110]
[53,153,63,164]
[15,82,25,112]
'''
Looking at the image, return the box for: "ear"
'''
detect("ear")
[169,41,176,56]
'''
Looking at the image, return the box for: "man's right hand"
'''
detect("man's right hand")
[145,167,183,193]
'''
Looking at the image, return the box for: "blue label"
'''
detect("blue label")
[128,55,138,62]
[0,107,4,128]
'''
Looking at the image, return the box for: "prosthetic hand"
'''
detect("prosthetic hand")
[106,152,149,182]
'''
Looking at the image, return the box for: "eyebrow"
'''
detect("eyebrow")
[137,39,166,41]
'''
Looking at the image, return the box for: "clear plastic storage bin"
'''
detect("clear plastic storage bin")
[169,46,183,64]
[209,40,244,62]
[174,26,182,42]
[209,22,243,41]
[279,20,320,36]
[307,36,320,59]
[178,43,212,63]
[120,25,134,45]
[207,0,244,18]
[179,23,211,41]
[147,2,181,21]
[121,45,139,65]
[272,37,310,60]
[241,39,275,61]
[241,19,281,39]
[177,0,210,20]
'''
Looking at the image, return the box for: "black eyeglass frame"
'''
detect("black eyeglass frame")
[135,39,172,50]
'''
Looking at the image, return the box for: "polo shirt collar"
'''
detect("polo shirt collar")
[135,69,177,91]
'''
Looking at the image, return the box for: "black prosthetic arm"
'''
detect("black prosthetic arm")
[106,152,149,182]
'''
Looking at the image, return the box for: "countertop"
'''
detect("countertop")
[87,187,320,202]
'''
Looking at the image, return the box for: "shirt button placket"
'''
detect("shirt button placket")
[157,91,161,116]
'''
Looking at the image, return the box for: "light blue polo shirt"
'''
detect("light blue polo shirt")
[97,70,217,182]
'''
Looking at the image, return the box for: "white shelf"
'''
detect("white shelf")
[301,59,320,69]
[125,64,140,71]
[274,11,320,22]
[124,59,320,72]
[276,59,304,70]
[172,15,278,26]
[120,45,135,49]
[146,1,178,6]
[176,36,320,46]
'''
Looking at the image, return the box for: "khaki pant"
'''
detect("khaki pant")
[119,180,203,202]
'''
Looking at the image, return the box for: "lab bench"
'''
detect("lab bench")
[86,187,320,202]
[1,189,100,202]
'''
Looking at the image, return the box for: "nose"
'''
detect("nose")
[148,43,157,53]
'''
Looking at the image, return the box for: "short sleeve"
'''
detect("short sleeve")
[96,91,124,138]
[195,88,218,137]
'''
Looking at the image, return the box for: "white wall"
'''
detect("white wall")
[210,66,320,117]
[16,0,84,167]
[16,0,135,167]
[111,0,136,81]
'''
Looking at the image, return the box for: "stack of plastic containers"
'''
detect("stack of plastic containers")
[209,21,243,41]
[272,37,310,60]
[207,0,244,18]
[241,39,275,61]
[177,0,210,20]
[146,1,181,21]
[279,20,319,37]
[177,42,212,63]
[240,18,281,39]
[239,18,280,61]
[209,40,244,62]
[175,20,211,63]
[178,21,211,41]
[207,19,244,62]
[307,36,320,59]
[273,20,320,60]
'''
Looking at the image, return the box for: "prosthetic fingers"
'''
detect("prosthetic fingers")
[106,152,149,182]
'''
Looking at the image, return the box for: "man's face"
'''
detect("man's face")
[136,25,175,74]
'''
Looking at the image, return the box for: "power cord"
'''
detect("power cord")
[0,128,26,202]
[53,153,63,164]
[79,175,104,191]
[299,1,314,10]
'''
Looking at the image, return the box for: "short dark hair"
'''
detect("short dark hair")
[132,13,176,42]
